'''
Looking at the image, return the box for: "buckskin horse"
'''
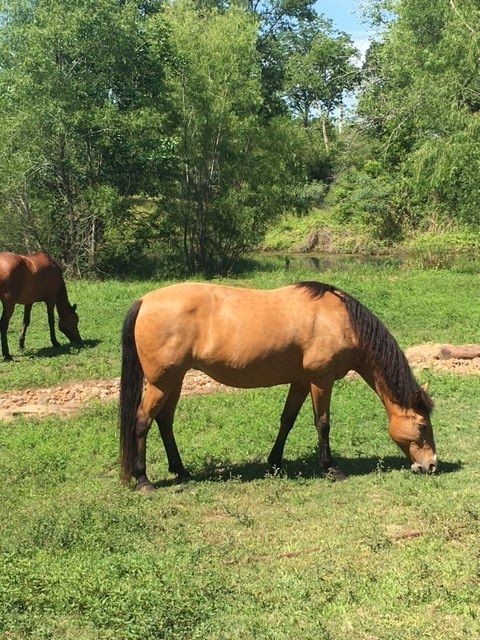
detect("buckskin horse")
[0,252,82,361]
[119,281,437,491]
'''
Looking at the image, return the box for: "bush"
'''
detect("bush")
[329,167,403,241]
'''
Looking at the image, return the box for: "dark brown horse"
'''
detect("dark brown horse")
[0,252,82,361]
[119,281,437,492]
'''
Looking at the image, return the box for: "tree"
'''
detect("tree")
[353,0,480,229]
[282,16,359,145]
[157,0,303,275]
[0,0,173,272]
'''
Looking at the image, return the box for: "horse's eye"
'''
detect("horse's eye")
[418,422,427,432]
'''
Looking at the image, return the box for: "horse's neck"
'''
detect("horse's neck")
[355,361,404,420]
[55,282,71,315]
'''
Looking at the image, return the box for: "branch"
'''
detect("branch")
[449,0,476,35]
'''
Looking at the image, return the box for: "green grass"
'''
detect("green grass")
[261,207,480,257]
[0,261,479,638]
[1,260,479,391]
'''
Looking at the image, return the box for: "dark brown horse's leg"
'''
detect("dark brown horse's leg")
[47,302,60,347]
[310,381,345,480]
[268,383,309,471]
[155,380,190,481]
[19,304,32,350]
[0,302,14,361]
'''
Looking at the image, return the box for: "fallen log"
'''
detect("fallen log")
[437,344,480,360]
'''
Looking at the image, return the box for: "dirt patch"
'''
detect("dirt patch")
[0,370,232,422]
[0,344,478,421]
[405,343,480,376]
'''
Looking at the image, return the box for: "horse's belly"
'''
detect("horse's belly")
[197,363,297,388]
[194,348,306,388]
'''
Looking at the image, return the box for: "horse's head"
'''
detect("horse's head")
[59,303,82,344]
[388,385,437,474]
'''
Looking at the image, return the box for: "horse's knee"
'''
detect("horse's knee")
[135,418,152,438]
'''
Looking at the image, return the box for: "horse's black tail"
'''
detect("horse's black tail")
[119,299,143,484]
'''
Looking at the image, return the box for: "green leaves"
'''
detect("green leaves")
[0,0,174,270]
[355,0,480,230]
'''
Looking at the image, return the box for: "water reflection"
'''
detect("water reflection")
[251,251,480,274]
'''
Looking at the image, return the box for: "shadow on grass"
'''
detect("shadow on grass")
[153,454,461,488]
[27,338,101,359]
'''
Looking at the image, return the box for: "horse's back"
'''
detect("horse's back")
[0,252,61,304]
[0,253,27,299]
[135,282,356,388]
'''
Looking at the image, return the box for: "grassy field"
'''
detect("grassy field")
[0,260,479,639]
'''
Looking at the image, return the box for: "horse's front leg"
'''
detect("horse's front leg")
[1,301,14,361]
[19,304,32,350]
[47,303,60,347]
[268,382,309,471]
[310,380,345,480]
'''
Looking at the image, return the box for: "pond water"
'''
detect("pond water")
[247,251,480,275]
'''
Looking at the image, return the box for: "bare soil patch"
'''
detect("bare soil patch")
[0,344,478,422]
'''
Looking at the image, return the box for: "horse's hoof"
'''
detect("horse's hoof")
[325,467,346,482]
[3,355,13,362]
[135,481,156,494]
[174,471,191,484]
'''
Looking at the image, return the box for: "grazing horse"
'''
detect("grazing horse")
[119,281,437,491]
[0,252,82,361]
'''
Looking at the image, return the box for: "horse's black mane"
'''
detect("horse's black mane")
[295,281,433,412]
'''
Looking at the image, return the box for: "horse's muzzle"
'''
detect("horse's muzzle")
[411,460,437,474]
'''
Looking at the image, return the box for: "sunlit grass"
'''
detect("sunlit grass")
[0,261,479,638]
[0,372,478,639]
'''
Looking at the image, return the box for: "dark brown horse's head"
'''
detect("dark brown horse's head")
[59,303,82,344]
[388,385,437,474]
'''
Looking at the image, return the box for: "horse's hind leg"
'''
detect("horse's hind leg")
[132,383,170,492]
[19,304,32,350]
[268,382,309,471]
[310,380,345,480]
[155,379,190,481]
[1,301,14,361]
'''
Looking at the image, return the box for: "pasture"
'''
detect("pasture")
[0,260,479,639]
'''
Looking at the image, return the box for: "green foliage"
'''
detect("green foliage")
[0,0,363,276]
[329,167,402,240]
[0,0,173,272]
[353,0,480,232]
[403,117,480,226]
[154,1,305,275]
[282,15,359,128]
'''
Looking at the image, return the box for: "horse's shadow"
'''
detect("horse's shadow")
[27,338,101,359]
[154,454,462,488]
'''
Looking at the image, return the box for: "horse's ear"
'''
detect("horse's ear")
[72,303,77,312]
[412,385,434,412]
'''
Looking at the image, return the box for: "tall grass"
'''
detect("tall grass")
[0,261,479,639]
